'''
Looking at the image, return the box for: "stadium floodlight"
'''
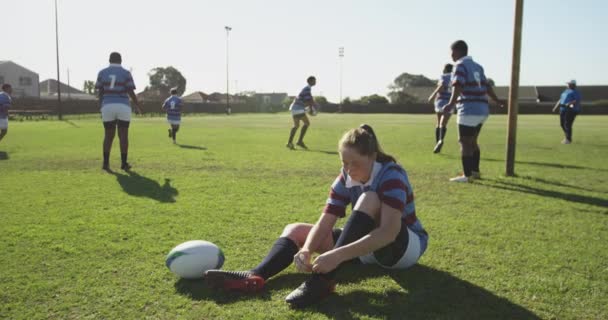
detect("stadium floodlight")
[55,0,63,120]
[225,26,232,115]
[339,47,344,111]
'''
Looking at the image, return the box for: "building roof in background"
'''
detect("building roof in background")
[0,60,39,76]
[40,79,85,94]
[492,86,538,101]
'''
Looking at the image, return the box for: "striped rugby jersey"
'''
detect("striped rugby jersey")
[437,73,452,102]
[324,161,428,253]
[163,95,183,121]
[451,56,489,116]
[95,64,136,106]
[290,85,313,114]
[0,92,11,119]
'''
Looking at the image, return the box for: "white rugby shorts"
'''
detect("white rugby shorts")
[359,228,422,269]
[101,103,131,122]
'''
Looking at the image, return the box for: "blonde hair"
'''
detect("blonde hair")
[338,124,396,163]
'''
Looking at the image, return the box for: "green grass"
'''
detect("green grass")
[1,113,606,319]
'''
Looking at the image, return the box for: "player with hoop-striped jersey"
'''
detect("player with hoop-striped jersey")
[162,88,183,144]
[428,64,454,153]
[286,76,318,150]
[0,84,13,143]
[205,124,428,308]
[443,40,504,182]
[95,52,143,171]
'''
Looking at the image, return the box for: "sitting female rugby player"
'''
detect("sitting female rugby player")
[205,124,428,308]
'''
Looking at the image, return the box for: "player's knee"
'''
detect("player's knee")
[292,124,300,129]
[353,192,381,219]
[281,223,310,245]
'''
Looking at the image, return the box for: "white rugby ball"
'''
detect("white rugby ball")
[165,240,224,279]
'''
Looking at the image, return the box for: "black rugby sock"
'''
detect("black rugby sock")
[251,237,299,280]
[288,127,297,144]
[325,210,376,280]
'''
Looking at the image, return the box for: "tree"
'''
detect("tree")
[147,66,187,96]
[388,72,435,104]
[353,94,389,105]
[83,80,96,95]
[314,96,329,105]
[487,78,496,87]
[387,90,419,104]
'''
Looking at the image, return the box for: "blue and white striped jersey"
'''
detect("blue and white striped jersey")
[451,56,489,116]
[324,161,428,254]
[95,64,136,106]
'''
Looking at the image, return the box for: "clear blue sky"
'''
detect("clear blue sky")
[4,0,607,102]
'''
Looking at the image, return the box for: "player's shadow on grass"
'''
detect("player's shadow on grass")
[62,120,80,128]
[111,171,178,203]
[176,144,207,150]
[480,179,608,209]
[296,148,339,155]
[174,278,274,303]
[175,264,538,318]
[482,157,608,172]
[312,264,540,319]
[0,151,8,160]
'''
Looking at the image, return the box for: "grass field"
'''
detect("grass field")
[1,113,606,320]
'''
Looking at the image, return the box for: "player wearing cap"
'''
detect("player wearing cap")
[552,80,581,144]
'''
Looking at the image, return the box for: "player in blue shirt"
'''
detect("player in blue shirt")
[552,80,581,144]
[161,88,183,144]
[205,124,428,308]
[427,64,453,153]
[95,52,143,171]
[0,84,13,143]
[286,76,318,150]
[443,40,504,182]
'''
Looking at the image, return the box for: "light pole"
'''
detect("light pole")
[54,0,63,119]
[339,47,344,111]
[225,26,232,115]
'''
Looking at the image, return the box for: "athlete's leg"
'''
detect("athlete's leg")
[102,121,117,169]
[117,120,130,170]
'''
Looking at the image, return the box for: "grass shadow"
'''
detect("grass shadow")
[520,175,605,194]
[174,278,273,304]
[479,178,608,209]
[0,151,8,160]
[312,265,540,319]
[482,158,607,172]
[62,120,80,128]
[175,264,539,319]
[177,144,207,150]
[110,170,178,203]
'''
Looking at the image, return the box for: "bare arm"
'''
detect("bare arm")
[442,84,462,114]
[311,204,402,273]
[97,88,104,109]
[428,84,443,103]
[486,85,505,107]
[552,100,561,112]
[127,90,143,114]
[295,213,339,272]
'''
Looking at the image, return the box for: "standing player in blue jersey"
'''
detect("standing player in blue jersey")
[205,124,428,308]
[0,84,13,143]
[161,88,183,144]
[96,52,143,171]
[428,64,454,153]
[443,40,504,182]
[286,76,318,150]
[552,80,581,144]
